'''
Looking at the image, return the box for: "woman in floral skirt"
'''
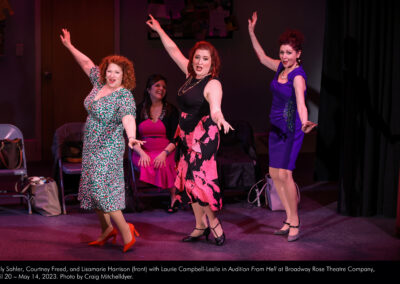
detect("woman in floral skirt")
[146,15,233,246]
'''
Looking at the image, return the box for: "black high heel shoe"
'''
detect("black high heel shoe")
[182,227,210,242]
[287,220,300,242]
[211,222,225,246]
[273,221,290,235]
[166,198,182,213]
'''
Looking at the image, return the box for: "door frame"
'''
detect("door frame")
[33,0,120,161]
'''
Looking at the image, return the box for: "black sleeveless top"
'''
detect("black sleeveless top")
[177,75,218,133]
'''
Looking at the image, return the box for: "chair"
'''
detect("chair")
[217,120,259,191]
[126,147,139,211]
[0,124,31,214]
[126,146,170,212]
[52,122,84,214]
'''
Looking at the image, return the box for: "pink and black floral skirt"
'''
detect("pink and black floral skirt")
[174,113,221,211]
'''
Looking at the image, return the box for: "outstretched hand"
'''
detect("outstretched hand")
[128,138,145,149]
[248,11,258,33]
[146,14,162,32]
[60,28,72,48]
[217,119,234,135]
[301,121,318,134]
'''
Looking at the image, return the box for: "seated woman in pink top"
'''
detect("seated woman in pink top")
[131,74,180,213]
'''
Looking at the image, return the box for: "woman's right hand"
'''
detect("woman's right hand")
[60,28,72,48]
[248,11,258,34]
[138,152,151,168]
[146,14,162,33]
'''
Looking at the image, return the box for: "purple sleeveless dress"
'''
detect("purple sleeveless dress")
[269,62,307,170]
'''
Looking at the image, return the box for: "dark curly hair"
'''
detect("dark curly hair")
[187,41,221,79]
[99,55,136,90]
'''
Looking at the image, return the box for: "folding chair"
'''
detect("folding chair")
[126,147,142,211]
[0,124,31,214]
[217,120,259,190]
[52,122,84,214]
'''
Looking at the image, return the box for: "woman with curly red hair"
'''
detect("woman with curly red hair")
[60,28,143,252]
[146,14,233,246]
[248,12,317,242]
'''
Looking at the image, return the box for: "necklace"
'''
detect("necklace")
[280,65,299,80]
[178,75,209,96]
[144,102,166,121]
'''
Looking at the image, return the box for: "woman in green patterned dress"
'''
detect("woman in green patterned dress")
[60,29,143,252]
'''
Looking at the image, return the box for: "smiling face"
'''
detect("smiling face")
[279,44,301,69]
[192,49,212,79]
[148,80,166,103]
[105,63,123,89]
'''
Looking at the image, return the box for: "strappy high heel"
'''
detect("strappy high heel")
[287,220,300,242]
[88,227,118,246]
[211,222,225,246]
[182,227,210,242]
[273,221,290,235]
[123,223,140,252]
[166,199,180,214]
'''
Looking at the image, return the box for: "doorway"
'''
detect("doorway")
[40,0,117,160]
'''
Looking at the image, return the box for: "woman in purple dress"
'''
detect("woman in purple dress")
[131,74,180,213]
[146,14,233,246]
[248,12,317,242]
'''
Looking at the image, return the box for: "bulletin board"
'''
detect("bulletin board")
[147,0,237,40]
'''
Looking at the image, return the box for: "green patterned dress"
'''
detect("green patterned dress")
[78,66,136,212]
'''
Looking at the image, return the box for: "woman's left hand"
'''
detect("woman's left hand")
[153,152,167,169]
[128,138,145,149]
[301,121,318,133]
[217,119,234,134]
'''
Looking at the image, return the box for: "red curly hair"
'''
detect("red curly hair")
[99,55,136,90]
[187,41,221,78]
[278,29,304,52]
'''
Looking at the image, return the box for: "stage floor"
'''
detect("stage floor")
[0,154,399,264]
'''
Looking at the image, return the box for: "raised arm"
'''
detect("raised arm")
[60,28,95,77]
[204,80,234,134]
[146,14,189,76]
[248,12,280,72]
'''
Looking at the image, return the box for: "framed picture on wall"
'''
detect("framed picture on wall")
[0,0,14,56]
[147,0,238,40]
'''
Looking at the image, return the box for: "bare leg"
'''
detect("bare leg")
[279,170,299,237]
[269,167,291,231]
[108,210,132,244]
[271,168,299,236]
[189,202,207,236]
[204,206,223,238]
[93,209,113,241]
[169,187,181,207]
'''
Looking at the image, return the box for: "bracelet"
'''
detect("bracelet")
[128,137,136,140]
[164,149,170,155]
